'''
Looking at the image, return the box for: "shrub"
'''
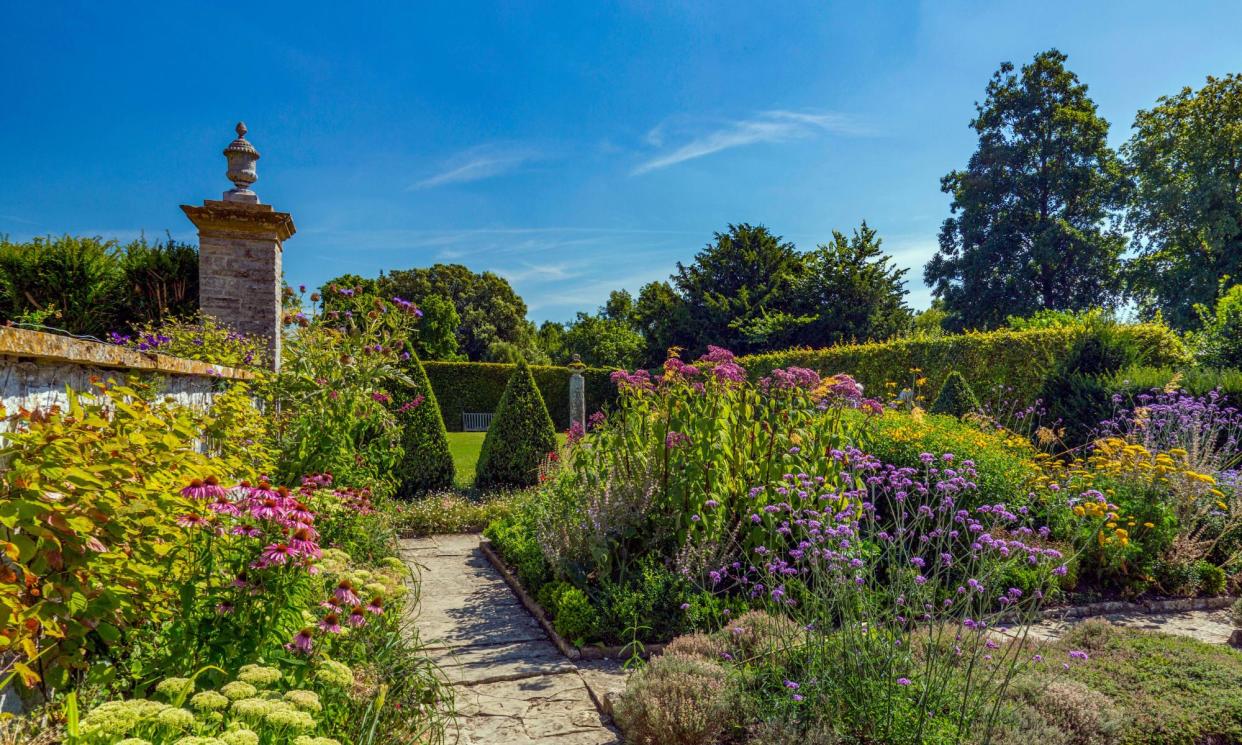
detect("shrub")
[483,513,550,590]
[538,583,599,643]
[1197,560,1227,595]
[663,633,726,661]
[391,491,515,536]
[1039,330,1136,448]
[993,675,1123,745]
[475,359,558,489]
[393,350,455,495]
[612,653,743,745]
[1192,283,1242,369]
[740,323,1187,409]
[422,360,618,430]
[1231,598,1242,628]
[928,370,980,418]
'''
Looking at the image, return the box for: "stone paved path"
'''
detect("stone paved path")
[1027,607,1233,644]
[399,535,626,745]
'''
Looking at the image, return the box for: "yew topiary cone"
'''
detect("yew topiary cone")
[394,349,455,495]
[929,370,980,418]
[475,359,558,489]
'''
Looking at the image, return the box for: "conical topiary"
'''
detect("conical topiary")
[929,370,980,418]
[475,359,558,489]
[393,350,455,495]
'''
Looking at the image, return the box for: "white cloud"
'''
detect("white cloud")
[410,144,539,189]
[633,110,869,174]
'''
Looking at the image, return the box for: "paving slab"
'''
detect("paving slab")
[403,534,620,744]
[1027,608,1233,644]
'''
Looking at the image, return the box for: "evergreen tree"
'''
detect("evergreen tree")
[475,359,558,489]
[393,350,455,495]
[929,370,980,418]
[925,49,1127,330]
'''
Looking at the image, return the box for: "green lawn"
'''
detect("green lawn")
[446,431,567,489]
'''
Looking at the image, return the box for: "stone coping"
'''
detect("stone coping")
[0,326,256,381]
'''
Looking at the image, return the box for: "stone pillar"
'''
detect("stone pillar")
[568,354,586,431]
[182,123,295,370]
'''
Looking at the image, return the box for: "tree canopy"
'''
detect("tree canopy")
[1123,73,1242,330]
[925,49,1128,331]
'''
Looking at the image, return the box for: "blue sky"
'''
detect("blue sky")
[2,2,1239,323]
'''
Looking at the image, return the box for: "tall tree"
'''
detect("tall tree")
[672,223,803,354]
[631,280,688,365]
[790,221,912,346]
[925,49,1127,330]
[1123,73,1242,329]
[377,264,541,362]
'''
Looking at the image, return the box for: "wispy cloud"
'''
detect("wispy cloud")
[633,110,868,175]
[411,144,539,189]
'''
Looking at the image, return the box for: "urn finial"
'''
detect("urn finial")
[223,121,261,203]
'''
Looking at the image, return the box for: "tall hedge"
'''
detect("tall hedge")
[393,351,455,495]
[738,324,1187,407]
[475,360,558,489]
[423,361,617,431]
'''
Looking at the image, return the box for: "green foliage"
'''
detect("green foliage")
[926,49,1127,330]
[672,223,805,355]
[115,311,267,368]
[789,221,913,345]
[1038,330,1135,447]
[1124,73,1242,329]
[483,513,550,589]
[393,491,516,537]
[272,288,418,491]
[1105,365,1242,402]
[558,313,645,368]
[0,381,227,693]
[1197,560,1227,596]
[928,370,980,418]
[1006,307,1114,331]
[632,280,689,366]
[475,360,559,489]
[1191,283,1242,369]
[411,294,463,361]
[537,582,599,644]
[1047,620,1242,744]
[612,653,743,745]
[393,350,455,495]
[422,360,617,431]
[741,324,1187,410]
[0,235,197,338]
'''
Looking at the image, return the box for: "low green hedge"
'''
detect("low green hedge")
[423,361,618,431]
[739,324,1187,406]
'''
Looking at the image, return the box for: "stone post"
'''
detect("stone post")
[568,353,586,431]
[182,123,295,370]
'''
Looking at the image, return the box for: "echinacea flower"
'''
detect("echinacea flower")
[348,606,367,627]
[254,543,297,568]
[366,596,384,615]
[289,527,321,558]
[319,613,342,634]
[334,580,361,606]
[181,475,228,501]
[176,513,211,528]
[287,628,314,655]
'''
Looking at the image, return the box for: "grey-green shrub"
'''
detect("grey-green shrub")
[475,359,558,489]
[612,653,742,745]
[393,350,455,495]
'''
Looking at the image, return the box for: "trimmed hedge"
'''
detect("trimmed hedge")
[475,360,559,489]
[739,324,1187,406]
[393,351,455,496]
[929,370,979,418]
[423,361,617,431]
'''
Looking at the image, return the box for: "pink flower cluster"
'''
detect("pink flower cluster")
[759,366,821,393]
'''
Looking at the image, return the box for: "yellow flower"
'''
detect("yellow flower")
[1143,522,1154,528]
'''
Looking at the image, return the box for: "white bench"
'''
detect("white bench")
[462,412,494,431]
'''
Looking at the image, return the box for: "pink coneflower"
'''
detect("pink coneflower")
[333,580,360,606]
[288,627,314,655]
[319,612,342,634]
[181,475,228,501]
[287,502,315,524]
[319,598,342,610]
[366,596,384,615]
[216,602,234,615]
[250,497,282,521]
[230,525,262,538]
[246,480,281,501]
[254,542,296,568]
[231,572,250,588]
[207,495,240,516]
[348,606,367,627]
[176,513,210,528]
[289,527,321,558]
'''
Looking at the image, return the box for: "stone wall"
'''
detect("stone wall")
[0,326,254,430]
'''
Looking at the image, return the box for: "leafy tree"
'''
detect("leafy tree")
[475,359,558,489]
[632,280,688,366]
[672,223,804,354]
[925,49,1127,330]
[394,350,455,495]
[790,221,912,345]
[378,264,541,361]
[1191,283,1242,369]
[536,320,569,364]
[603,289,636,326]
[1123,74,1242,329]
[929,370,980,418]
[562,313,644,368]
[411,294,463,360]
[909,300,948,338]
